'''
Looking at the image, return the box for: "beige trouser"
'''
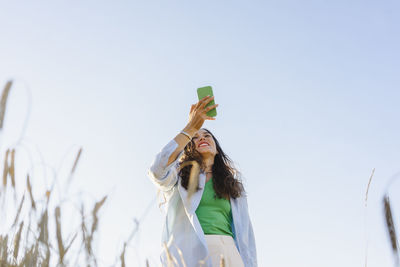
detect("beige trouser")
[204,235,245,267]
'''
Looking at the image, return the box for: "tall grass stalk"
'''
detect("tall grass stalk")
[383,195,400,267]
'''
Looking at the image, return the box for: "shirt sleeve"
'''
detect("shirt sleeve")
[147,139,183,192]
[244,197,258,266]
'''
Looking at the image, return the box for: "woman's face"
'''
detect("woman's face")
[192,129,218,157]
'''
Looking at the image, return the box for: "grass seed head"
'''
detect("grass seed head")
[2,149,10,187]
[187,161,200,200]
[383,196,399,253]
[45,190,51,203]
[9,149,15,188]
[178,160,200,200]
[70,148,82,176]
[91,196,107,234]
[219,254,225,267]
[26,175,36,210]
[0,80,12,130]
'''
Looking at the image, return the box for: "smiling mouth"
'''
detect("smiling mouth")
[198,143,209,148]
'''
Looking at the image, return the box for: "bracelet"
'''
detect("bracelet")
[180,131,192,141]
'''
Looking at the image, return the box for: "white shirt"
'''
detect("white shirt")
[148,139,258,267]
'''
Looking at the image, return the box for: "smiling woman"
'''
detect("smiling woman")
[179,129,244,201]
[148,96,257,267]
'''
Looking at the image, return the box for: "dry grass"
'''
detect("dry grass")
[70,148,82,176]
[0,80,12,129]
[3,149,10,187]
[175,246,187,267]
[383,195,400,265]
[364,168,375,267]
[219,255,225,267]
[13,221,24,260]
[9,149,15,188]
[0,154,111,267]
[163,242,173,267]
[178,160,200,200]
[365,168,375,207]
[27,174,36,210]
[0,80,115,267]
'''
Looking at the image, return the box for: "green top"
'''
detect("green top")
[195,178,233,237]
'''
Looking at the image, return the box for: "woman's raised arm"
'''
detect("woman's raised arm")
[168,95,218,166]
[148,95,218,191]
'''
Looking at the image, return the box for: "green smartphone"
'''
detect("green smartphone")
[197,86,217,117]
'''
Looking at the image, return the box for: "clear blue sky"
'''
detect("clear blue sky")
[1,1,400,266]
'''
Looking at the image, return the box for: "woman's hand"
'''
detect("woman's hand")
[187,96,219,131]
[168,96,218,166]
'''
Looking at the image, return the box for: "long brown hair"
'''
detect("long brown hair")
[178,128,244,199]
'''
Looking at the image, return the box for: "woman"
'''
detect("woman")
[148,95,257,266]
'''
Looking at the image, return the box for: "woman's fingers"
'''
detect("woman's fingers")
[205,103,218,112]
[204,96,215,107]
[196,95,209,107]
[199,95,214,108]
[188,97,217,128]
